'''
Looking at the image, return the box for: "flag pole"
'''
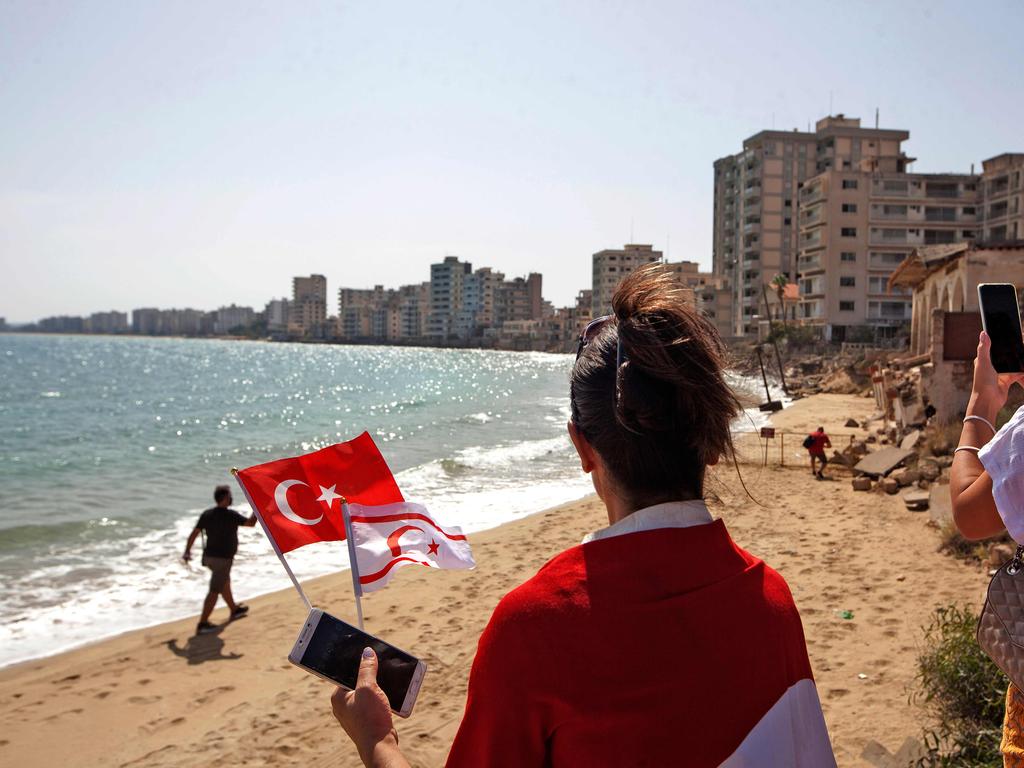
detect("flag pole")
[231,468,312,613]
[340,498,365,630]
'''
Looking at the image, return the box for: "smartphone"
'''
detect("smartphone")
[979,283,1024,373]
[288,608,427,718]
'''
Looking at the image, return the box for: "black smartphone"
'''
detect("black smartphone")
[288,608,427,717]
[978,283,1024,374]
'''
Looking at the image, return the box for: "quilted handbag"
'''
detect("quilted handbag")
[978,544,1024,689]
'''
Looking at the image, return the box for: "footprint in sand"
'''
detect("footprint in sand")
[195,685,235,705]
[827,688,850,699]
[128,695,160,705]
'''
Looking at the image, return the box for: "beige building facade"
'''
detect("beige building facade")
[796,169,979,340]
[980,153,1024,243]
[714,115,911,337]
[591,244,662,316]
[290,274,327,337]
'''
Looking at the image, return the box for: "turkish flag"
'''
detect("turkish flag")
[235,432,404,554]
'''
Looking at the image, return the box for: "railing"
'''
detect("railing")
[731,431,858,468]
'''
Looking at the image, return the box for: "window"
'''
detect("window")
[840,301,855,311]
[784,217,791,226]
[842,179,859,190]
[963,206,976,215]
[841,227,857,237]
[842,203,858,213]
[840,276,856,287]
[840,252,856,262]
[784,199,792,207]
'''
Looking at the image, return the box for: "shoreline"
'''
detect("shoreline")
[0,393,988,767]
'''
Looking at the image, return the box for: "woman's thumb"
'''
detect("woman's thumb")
[357,647,379,689]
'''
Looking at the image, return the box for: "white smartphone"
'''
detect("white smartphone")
[288,608,427,718]
[978,283,1024,373]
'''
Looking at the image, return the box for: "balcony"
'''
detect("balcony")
[797,254,822,272]
[801,186,824,205]
[743,221,761,234]
[924,183,961,199]
[872,180,911,198]
[800,230,823,249]
[801,206,826,227]
[924,207,957,222]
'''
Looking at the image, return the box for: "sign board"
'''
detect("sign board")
[760,427,776,439]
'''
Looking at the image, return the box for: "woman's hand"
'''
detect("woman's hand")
[969,331,1024,422]
[331,648,408,768]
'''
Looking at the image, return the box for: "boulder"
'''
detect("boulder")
[935,455,954,469]
[845,418,860,428]
[903,490,930,511]
[919,462,941,482]
[881,477,900,495]
[850,440,869,457]
[866,435,878,444]
[893,468,921,487]
[852,477,873,492]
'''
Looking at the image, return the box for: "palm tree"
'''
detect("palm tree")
[771,273,790,329]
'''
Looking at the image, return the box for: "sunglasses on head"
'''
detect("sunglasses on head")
[571,315,630,430]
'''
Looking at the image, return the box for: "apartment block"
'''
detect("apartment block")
[427,257,472,340]
[85,311,128,334]
[290,274,327,337]
[713,115,911,336]
[591,244,663,316]
[980,153,1024,242]
[38,315,84,333]
[264,299,290,334]
[213,304,255,335]
[796,169,978,340]
[455,267,503,340]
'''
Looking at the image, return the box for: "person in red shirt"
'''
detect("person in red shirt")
[806,426,832,480]
[331,264,835,767]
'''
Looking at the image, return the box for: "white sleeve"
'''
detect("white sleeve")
[979,405,1024,543]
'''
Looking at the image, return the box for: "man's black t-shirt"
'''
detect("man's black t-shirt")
[196,507,248,558]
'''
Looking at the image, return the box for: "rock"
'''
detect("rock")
[900,430,922,451]
[830,452,851,467]
[919,462,941,482]
[866,435,877,444]
[845,418,860,428]
[935,455,953,469]
[931,438,954,456]
[881,477,900,495]
[852,477,873,492]
[850,440,868,457]
[989,543,1017,569]
[918,478,932,490]
[880,437,891,445]
[875,427,886,436]
[893,468,921,487]
[903,490,929,511]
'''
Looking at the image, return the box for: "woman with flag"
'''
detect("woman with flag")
[332,264,835,766]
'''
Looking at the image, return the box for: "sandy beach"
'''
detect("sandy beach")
[0,393,988,767]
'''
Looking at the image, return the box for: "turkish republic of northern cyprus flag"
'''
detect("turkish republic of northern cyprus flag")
[349,502,476,593]
[236,432,404,553]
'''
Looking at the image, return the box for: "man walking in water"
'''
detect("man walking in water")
[183,485,258,634]
[805,426,832,480]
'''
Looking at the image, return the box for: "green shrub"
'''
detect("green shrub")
[915,605,1006,767]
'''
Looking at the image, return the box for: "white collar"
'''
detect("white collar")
[582,500,714,544]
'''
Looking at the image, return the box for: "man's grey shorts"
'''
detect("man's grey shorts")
[202,555,233,592]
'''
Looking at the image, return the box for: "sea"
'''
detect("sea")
[0,334,781,667]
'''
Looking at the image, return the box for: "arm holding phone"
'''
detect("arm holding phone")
[951,332,1024,539]
[331,649,410,768]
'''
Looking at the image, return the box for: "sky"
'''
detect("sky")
[2,0,1022,323]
